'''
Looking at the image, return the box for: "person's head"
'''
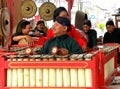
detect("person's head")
[106,20,115,33]
[53,7,68,22]
[53,17,71,36]
[21,20,31,35]
[83,20,91,32]
[36,20,45,30]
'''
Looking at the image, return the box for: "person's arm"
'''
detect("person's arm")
[13,35,34,45]
[69,38,83,54]
[71,41,83,54]
[117,29,120,44]
[91,30,97,47]
[39,40,49,54]
[103,33,108,44]
[67,25,87,51]
[13,35,27,41]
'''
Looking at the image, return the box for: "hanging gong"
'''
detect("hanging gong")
[0,8,10,38]
[39,2,56,21]
[0,9,3,36]
[75,11,88,30]
[20,0,37,18]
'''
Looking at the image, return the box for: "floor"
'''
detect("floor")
[108,85,120,89]
[108,67,120,89]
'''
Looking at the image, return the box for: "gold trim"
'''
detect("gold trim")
[10,88,86,89]
[8,61,88,68]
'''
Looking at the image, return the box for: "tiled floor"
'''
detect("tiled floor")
[108,68,120,89]
[108,80,120,89]
[108,85,120,89]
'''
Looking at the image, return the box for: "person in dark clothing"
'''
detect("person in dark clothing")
[83,20,97,48]
[40,17,83,55]
[30,20,47,37]
[11,20,33,45]
[103,20,120,44]
[103,20,120,64]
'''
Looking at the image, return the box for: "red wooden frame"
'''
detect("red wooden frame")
[98,48,118,89]
[0,51,99,89]
[0,44,119,89]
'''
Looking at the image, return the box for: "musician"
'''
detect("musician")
[47,7,87,52]
[83,20,97,49]
[11,20,34,46]
[103,20,120,64]
[40,17,83,55]
[30,20,47,37]
[103,20,120,44]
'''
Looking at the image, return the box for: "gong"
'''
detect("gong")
[75,11,88,30]
[39,2,56,21]
[0,9,3,36]
[20,0,37,18]
[0,8,10,43]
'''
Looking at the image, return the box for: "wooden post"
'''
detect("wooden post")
[66,0,74,20]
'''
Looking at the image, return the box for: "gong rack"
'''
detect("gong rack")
[0,0,56,47]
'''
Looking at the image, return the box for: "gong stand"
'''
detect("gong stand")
[66,0,74,20]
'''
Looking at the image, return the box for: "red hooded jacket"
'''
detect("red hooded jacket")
[47,25,87,48]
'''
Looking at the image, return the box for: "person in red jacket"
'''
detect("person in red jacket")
[47,7,87,52]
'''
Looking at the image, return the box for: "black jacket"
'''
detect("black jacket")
[103,28,120,44]
[85,29,97,48]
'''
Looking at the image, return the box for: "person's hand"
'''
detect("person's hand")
[34,31,39,36]
[93,46,98,50]
[58,48,69,56]
[82,46,87,52]
[34,31,42,37]
[25,35,34,46]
